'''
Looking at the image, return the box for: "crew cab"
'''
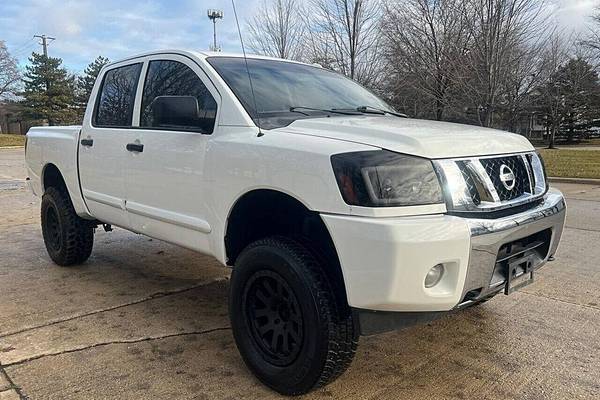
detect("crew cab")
[25,50,566,395]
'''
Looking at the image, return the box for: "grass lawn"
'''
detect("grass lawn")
[539,149,600,179]
[0,134,26,147]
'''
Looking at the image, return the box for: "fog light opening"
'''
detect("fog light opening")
[425,264,445,288]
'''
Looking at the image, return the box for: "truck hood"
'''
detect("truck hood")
[277,116,533,159]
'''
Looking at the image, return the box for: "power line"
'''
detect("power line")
[10,38,36,53]
[12,42,38,58]
[33,34,55,57]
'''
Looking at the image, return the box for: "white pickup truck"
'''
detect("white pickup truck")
[25,50,566,395]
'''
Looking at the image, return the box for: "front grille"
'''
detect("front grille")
[434,151,546,213]
[480,156,529,201]
[457,161,481,205]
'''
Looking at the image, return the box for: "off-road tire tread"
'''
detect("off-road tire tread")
[238,236,358,393]
[41,186,94,266]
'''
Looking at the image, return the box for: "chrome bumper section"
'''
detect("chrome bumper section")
[458,189,566,306]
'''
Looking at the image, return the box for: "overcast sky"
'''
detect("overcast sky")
[0,0,599,73]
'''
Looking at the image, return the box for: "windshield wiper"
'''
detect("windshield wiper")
[289,106,362,116]
[355,106,408,118]
[289,105,407,118]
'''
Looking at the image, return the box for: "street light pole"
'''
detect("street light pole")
[207,9,223,51]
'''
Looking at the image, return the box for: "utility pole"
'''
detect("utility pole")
[207,9,223,51]
[33,34,55,57]
[33,34,56,95]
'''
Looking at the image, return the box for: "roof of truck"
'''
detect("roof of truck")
[105,49,317,69]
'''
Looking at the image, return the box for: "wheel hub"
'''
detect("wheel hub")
[277,303,291,322]
[244,270,304,366]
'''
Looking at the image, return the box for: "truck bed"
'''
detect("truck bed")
[25,125,89,217]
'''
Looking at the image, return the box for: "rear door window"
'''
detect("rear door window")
[140,60,217,133]
[94,63,142,127]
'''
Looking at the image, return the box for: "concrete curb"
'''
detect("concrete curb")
[0,146,24,149]
[549,177,600,185]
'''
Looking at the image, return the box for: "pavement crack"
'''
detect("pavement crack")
[0,363,28,399]
[3,327,231,368]
[565,225,600,233]
[0,279,225,339]
[519,290,600,311]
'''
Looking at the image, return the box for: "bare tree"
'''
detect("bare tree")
[247,0,306,60]
[536,32,571,148]
[0,41,21,100]
[381,0,553,126]
[308,0,383,85]
[582,7,600,53]
[459,0,550,127]
[382,0,472,120]
[497,42,548,132]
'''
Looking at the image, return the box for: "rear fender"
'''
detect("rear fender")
[26,126,92,219]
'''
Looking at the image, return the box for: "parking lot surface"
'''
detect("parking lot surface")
[1,147,599,399]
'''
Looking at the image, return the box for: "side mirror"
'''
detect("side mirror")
[150,96,200,128]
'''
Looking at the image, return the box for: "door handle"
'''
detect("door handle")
[126,143,144,152]
[80,138,94,147]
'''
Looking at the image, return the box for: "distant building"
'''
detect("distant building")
[514,112,548,140]
[0,102,38,135]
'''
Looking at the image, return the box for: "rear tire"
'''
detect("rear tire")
[41,187,94,266]
[229,236,358,395]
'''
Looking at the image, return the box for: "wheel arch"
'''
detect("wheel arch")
[224,188,350,311]
[42,163,67,193]
[40,162,91,219]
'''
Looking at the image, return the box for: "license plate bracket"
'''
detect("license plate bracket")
[504,254,535,295]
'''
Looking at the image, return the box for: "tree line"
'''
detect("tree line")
[0,40,109,127]
[247,0,600,145]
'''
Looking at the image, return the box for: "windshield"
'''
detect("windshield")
[207,57,393,129]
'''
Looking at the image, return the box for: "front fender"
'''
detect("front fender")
[204,127,374,264]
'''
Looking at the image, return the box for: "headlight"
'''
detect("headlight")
[331,150,443,207]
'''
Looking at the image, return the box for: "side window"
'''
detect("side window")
[94,63,142,127]
[141,60,217,133]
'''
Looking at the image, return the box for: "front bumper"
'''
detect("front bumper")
[321,189,566,313]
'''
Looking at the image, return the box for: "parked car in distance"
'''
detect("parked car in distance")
[25,50,566,395]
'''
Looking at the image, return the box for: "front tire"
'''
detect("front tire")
[229,237,358,395]
[41,187,94,266]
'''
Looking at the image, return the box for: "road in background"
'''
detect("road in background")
[1,148,599,399]
[0,148,26,191]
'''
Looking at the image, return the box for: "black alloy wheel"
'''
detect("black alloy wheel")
[229,236,358,395]
[243,270,304,366]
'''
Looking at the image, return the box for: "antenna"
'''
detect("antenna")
[231,0,263,137]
